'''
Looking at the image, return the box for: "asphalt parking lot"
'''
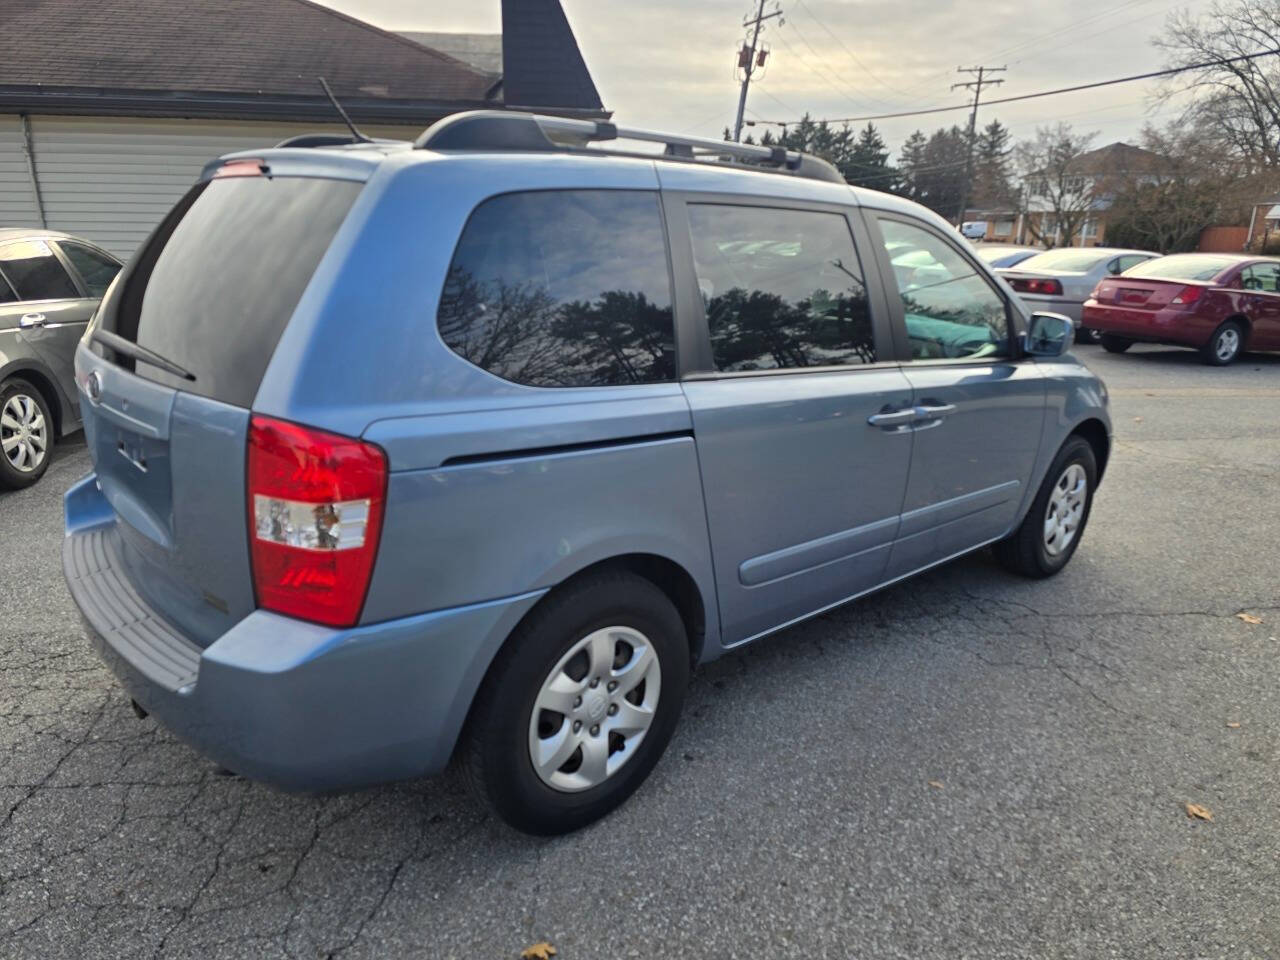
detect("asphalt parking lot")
[2,343,1278,959]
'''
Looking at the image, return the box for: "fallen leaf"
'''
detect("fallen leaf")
[522,943,557,960]
[927,780,944,789]
[1185,803,1213,822]
[1227,721,1242,729]
[1237,612,1263,625]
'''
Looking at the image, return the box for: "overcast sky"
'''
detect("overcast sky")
[315,0,1217,157]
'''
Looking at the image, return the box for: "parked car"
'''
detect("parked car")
[998,247,1158,342]
[0,229,121,489]
[1083,252,1280,365]
[974,244,1041,269]
[63,112,1111,835]
[960,220,988,240]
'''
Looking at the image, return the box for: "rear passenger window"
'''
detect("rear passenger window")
[0,239,79,301]
[437,190,675,387]
[686,204,876,371]
[1241,263,1280,292]
[58,242,120,298]
[876,218,1009,361]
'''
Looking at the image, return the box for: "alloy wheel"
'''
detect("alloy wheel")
[1,393,48,473]
[1043,463,1087,557]
[1215,327,1240,362]
[528,626,661,792]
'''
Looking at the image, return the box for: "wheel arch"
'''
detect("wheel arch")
[0,361,66,437]
[1068,417,1110,482]
[528,553,708,666]
[1223,313,1252,342]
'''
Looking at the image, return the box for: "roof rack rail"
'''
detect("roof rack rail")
[414,110,845,185]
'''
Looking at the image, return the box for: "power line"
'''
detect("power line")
[772,21,875,113]
[790,0,898,107]
[896,0,1162,100]
[746,46,1280,126]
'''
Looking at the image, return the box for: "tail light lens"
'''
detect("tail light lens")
[1170,285,1203,306]
[247,416,387,627]
[1010,277,1063,296]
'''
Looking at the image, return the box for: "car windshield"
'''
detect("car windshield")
[1123,255,1238,281]
[1014,249,1108,273]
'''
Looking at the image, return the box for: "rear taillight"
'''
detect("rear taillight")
[1010,277,1063,296]
[1170,285,1202,306]
[247,416,387,627]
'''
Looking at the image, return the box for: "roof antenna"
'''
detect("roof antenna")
[317,77,372,144]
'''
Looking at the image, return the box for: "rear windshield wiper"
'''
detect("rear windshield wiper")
[91,328,197,382]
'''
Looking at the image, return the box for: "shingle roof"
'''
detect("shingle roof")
[0,0,500,119]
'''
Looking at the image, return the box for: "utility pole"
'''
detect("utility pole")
[952,65,1006,227]
[732,1,783,142]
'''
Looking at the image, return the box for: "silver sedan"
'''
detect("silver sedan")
[998,247,1157,341]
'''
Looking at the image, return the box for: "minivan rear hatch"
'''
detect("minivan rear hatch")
[79,165,362,646]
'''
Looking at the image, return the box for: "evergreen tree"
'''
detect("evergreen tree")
[972,119,1014,208]
[844,123,898,191]
[896,130,929,200]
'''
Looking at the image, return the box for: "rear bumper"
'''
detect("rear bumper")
[1082,302,1210,346]
[63,473,544,791]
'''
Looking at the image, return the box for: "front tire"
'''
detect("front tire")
[1201,319,1244,366]
[463,571,689,835]
[1099,334,1132,354]
[0,379,54,490]
[994,436,1097,578]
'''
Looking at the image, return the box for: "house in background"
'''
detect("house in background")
[960,208,1020,243]
[0,0,605,258]
[1016,142,1163,248]
[1245,196,1280,252]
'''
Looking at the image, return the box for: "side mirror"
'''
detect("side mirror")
[1022,312,1074,357]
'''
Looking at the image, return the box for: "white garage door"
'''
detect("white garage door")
[1,115,411,260]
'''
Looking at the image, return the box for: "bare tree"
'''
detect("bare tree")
[1105,121,1247,252]
[1157,0,1280,170]
[1015,124,1099,247]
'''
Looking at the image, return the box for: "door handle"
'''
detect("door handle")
[914,403,957,418]
[867,408,918,430]
[19,313,46,328]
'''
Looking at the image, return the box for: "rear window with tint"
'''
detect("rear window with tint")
[110,176,361,407]
[437,190,675,387]
[1013,249,1108,273]
[1123,255,1238,282]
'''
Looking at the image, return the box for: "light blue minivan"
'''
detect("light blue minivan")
[64,112,1110,834]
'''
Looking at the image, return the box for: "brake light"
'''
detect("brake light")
[247,416,387,627]
[1170,285,1202,306]
[214,158,267,178]
[1010,277,1063,296]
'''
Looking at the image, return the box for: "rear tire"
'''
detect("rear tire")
[463,571,689,835]
[0,379,54,490]
[1201,319,1244,365]
[994,436,1097,578]
[1099,334,1133,354]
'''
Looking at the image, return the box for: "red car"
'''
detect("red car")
[1082,253,1280,365]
